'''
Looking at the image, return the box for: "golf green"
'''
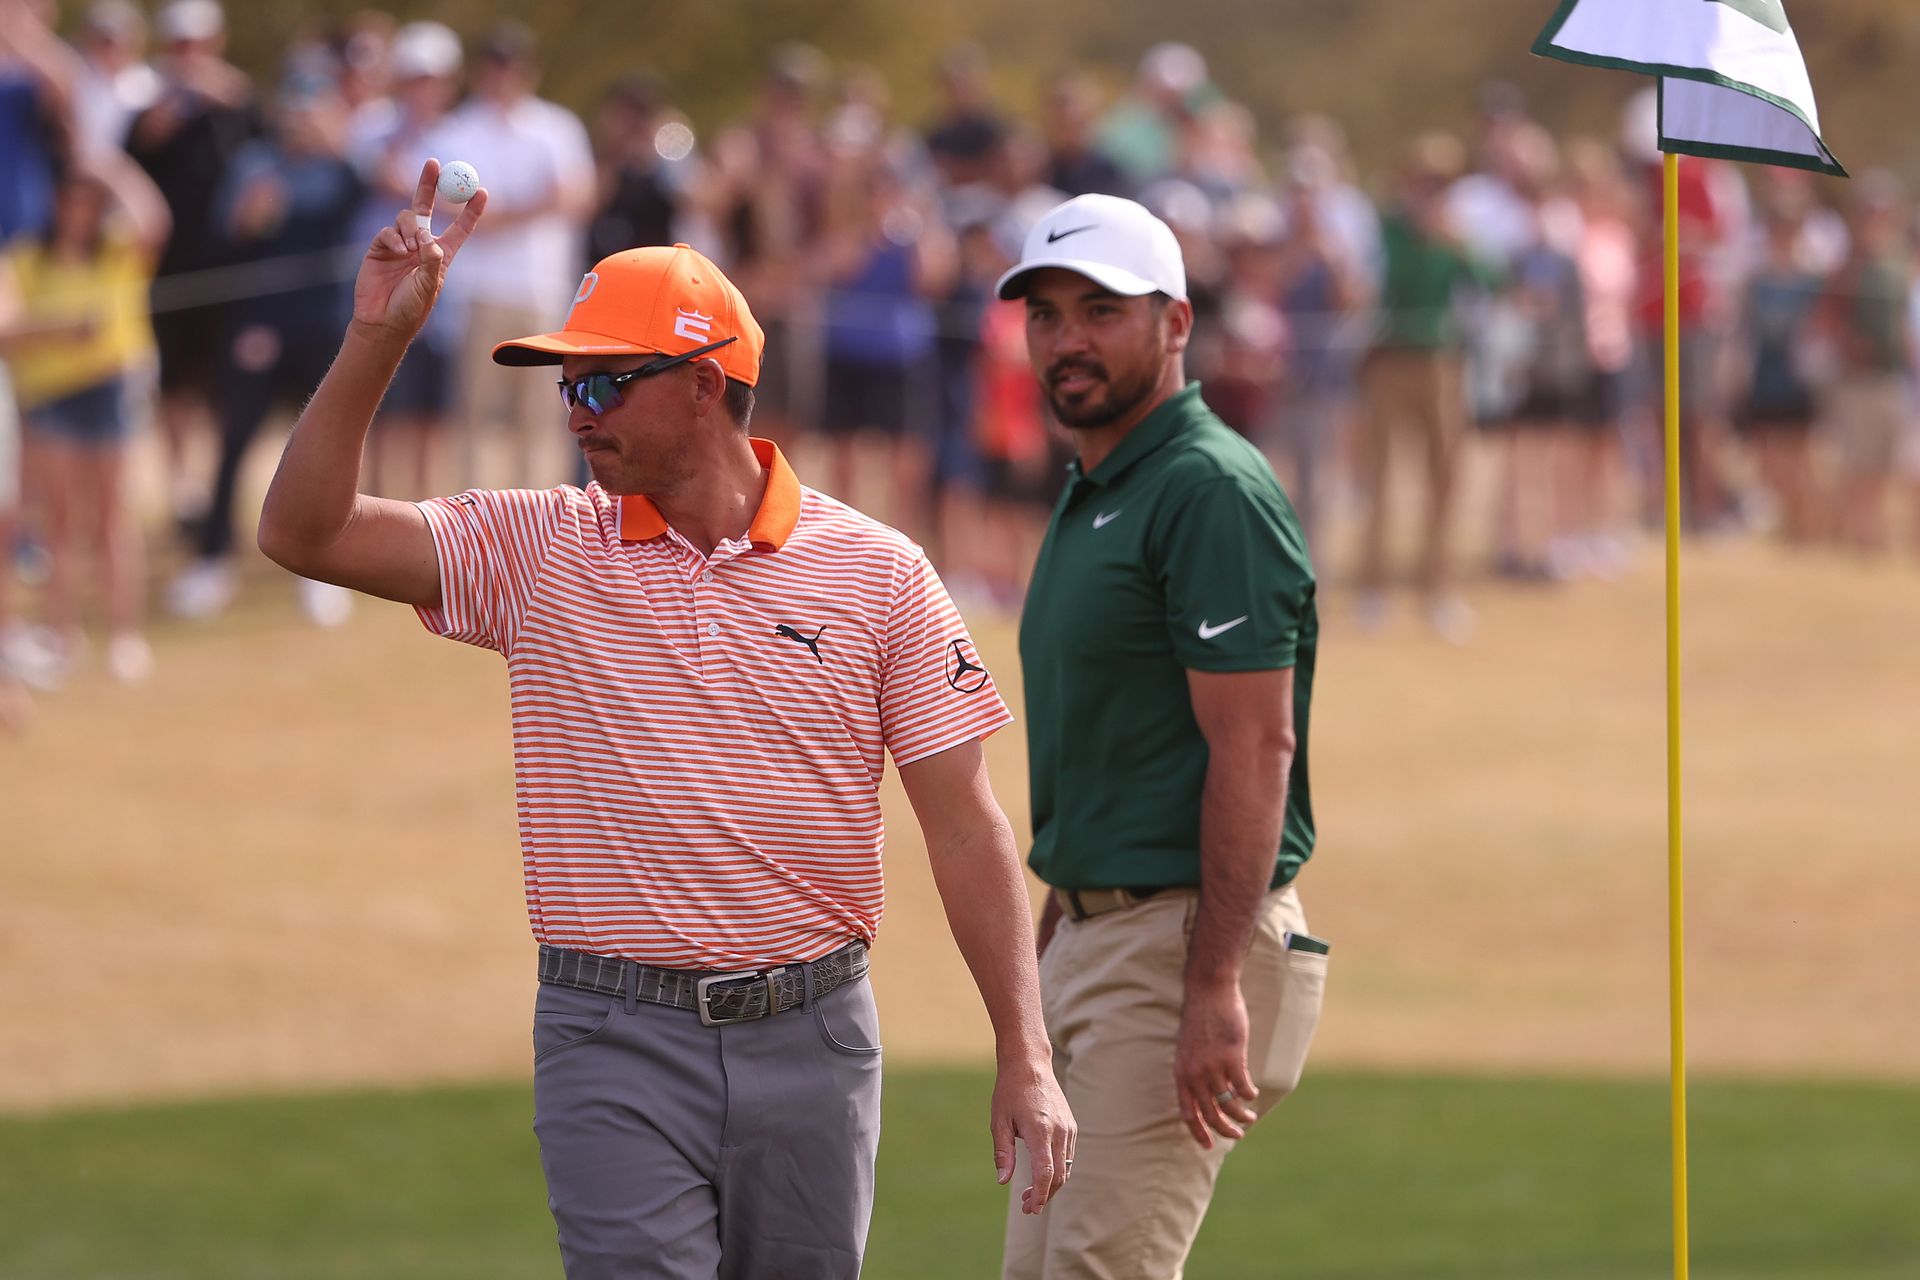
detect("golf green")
[2,1069,1914,1278]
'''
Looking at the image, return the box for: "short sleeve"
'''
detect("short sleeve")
[549,106,595,178]
[1155,477,1314,672]
[413,487,570,654]
[878,552,1015,767]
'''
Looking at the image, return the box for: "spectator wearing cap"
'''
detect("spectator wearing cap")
[585,71,697,267]
[1450,81,1540,272]
[576,72,702,491]
[71,0,162,161]
[258,162,1074,1277]
[1559,137,1638,575]
[1356,133,1499,644]
[978,125,1068,259]
[331,11,393,122]
[1096,42,1210,185]
[166,52,362,624]
[996,192,1324,1279]
[818,150,955,538]
[1137,178,1226,388]
[1042,72,1129,201]
[1621,85,1742,534]
[1822,172,1913,554]
[1733,185,1823,546]
[699,44,831,444]
[420,20,593,490]
[1206,193,1289,441]
[962,217,1058,607]
[1265,147,1373,555]
[350,19,464,499]
[924,45,1007,190]
[1172,99,1265,208]
[1492,125,1593,585]
[1282,115,1383,300]
[923,188,1005,594]
[125,0,262,523]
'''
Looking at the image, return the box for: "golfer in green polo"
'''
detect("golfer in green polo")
[997,194,1327,1280]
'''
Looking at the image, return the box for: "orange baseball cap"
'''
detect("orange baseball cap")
[491,243,765,387]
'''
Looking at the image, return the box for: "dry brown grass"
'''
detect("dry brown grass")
[4,537,1917,1112]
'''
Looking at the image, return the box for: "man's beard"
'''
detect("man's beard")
[1045,347,1163,430]
[582,438,682,495]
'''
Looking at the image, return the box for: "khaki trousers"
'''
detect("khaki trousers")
[1001,885,1327,1280]
[1357,348,1468,596]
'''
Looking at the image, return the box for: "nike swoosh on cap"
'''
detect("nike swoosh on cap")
[1046,225,1097,243]
[1197,616,1248,640]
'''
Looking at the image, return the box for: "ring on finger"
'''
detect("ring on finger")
[1215,1089,1236,1105]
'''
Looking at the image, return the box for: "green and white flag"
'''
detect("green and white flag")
[1534,0,1844,175]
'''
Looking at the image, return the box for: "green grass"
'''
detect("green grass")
[2,1070,1914,1279]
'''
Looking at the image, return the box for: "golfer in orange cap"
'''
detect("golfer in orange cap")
[258,160,1072,1279]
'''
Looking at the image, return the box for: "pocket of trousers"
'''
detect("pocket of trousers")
[814,980,883,1056]
[532,984,620,1063]
[1248,945,1328,1100]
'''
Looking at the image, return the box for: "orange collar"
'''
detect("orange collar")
[616,438,801,550]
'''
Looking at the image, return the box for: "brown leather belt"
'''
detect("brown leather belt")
[1053,885,1195,922]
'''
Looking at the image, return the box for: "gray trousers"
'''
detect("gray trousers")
[531,975,884,1279]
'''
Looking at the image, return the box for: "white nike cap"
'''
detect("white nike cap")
[995,193,1189,302]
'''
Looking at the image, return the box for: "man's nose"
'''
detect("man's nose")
[1050,315,1095,357]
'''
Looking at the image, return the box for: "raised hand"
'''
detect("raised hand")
[353,158,487,345]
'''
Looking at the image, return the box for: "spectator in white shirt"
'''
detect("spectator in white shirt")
[72,1,161,159]
[349,20,464,498]
[422,21,592,489]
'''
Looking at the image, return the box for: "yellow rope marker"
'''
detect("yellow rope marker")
[1663,150,1690,1280]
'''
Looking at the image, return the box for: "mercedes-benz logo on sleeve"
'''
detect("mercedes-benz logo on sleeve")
[948,638,991,693]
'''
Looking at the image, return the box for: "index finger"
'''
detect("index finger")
[412,158,441,219]
[397,159,441,252]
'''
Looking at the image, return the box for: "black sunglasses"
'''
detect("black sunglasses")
[556,337,738,414]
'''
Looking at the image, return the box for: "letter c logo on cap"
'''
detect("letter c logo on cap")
[565,272,599,325]
[674,307,714,341]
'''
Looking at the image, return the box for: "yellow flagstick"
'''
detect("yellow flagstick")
[1663,149,1691,1280]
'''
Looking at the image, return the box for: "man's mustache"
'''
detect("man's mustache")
[1047,359,1108,385]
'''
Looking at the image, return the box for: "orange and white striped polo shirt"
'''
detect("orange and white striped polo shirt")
[414,439,1012,970]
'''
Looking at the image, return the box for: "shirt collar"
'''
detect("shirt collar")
[1073,383,1207,489]
[617,438,802,550]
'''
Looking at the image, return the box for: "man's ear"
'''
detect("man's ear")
[690,358,727,417]
[1163,297,1196,356]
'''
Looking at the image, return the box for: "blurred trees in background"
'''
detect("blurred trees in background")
[165,0,1920,184]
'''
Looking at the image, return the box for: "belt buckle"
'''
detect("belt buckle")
[695,971,763,1027]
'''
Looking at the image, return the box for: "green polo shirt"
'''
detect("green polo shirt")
[1019,383,1317,891]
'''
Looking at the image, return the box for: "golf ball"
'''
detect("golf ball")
[438,160,479,205]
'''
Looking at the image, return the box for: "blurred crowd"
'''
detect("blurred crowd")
[5,0,1920,718]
